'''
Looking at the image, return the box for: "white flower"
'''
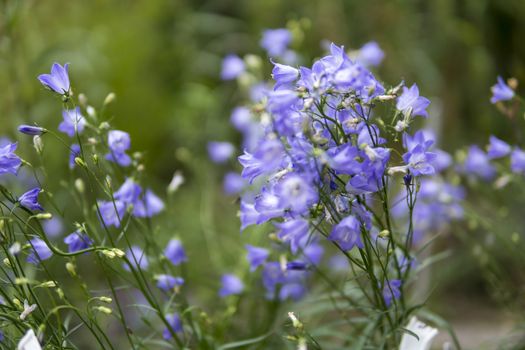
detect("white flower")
[399,316,439,350]
[17,329,42,350]
[168,171,185,194]
[19,300,37,320]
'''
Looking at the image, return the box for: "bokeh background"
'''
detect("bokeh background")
[2,0,525,347]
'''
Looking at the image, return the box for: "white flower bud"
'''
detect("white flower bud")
[103,92,116,106]
[168,171,185,194]
[33,136,44,154]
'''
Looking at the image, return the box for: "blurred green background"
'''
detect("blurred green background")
[2,0,525,347]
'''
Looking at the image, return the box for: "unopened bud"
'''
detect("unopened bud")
[245,54,262,71]
[78,93,88,106]
[35,213,52,220]
[99,297,112,303]
[9,242,21,255]
[86,106,96,118]
[378,230,390,238]
[112,248,125,258]
[103,92,116,106]
[75,178,85,193]
[288,312,303,330]
[15,277,30,285]
[101,250,116,259]
[3,258,11,267]
[33,136,44,154]
[74,157,86,167]
[37,281,56,288]
[99,122,110,130]
[95,306,112,315]
[65,262,76,276]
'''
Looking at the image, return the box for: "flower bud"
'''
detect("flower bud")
[3,258,11,267]
[86,106,96,118]
[18,125,46,136]
[74,157,87,168]
[78,93,88,106]
[99,122,110,130]
[37,281,56,288]
[66,262,76,276]
[15,277,30,285]
[95,306,112,315]
[9,242,21,255]
[112,248,125,258]
[103,92,116,106]
[35,213,52,220]
[75,178,85,193]
[101,250,116,259]
[33,136,44,154]
[99,297,112,303]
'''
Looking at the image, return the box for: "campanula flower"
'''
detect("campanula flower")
[245,245,269,271]
[399,317,439,350]
[218,274,244,297]
[272,62,299,89]
[27,238,52,264]
[207,141,235,163]
[64,231,93,253]
[396,84,431,118]
[329,215,364,251]
[0,142,22,175]
[114,178,142,207]
[164,239,187,265]
[511,148,525,174]
[133,190,165,218]
[18,125,46,136]
[463,145,495,180]
[230,107,252,132]
[69,144,81,169]
[106,130,131,167]
[260,28,292,57]
[490,76,514,104]
[59,107,86,137]
[162,313,183,340]
[487,135,511,159]
[275,218,310,254]
[221,54,245,80]
[223,172,246,195]
[402,145,437,176]
[19,188,44,211]
[156,274,184,292]
[125,245,149,271]
[38,62,70,95]
[275,174,318,215]
[98,200,126,228]
[43,217,63,238]
[382,279,402,306]
[355,41,384,67]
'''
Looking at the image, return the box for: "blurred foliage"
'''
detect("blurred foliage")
[2,0,525,346]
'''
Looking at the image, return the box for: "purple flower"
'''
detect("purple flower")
[356,41,384,67]
[329,215,363,251]
[164,239,187,265]
[260,29,292,57]
[511,148,525,174]
[59,108,86,137]
[275,218,309,254]
[490,76,514,104]
[218,274,244,297]
[230,107,252,132]
[275,174,318,215]
[238,139,286,183]
[272,62,299,89]
[38,63,70,95]
[464,145,495,180]
[19,188,44,211]
[18,125,46,136]
[267,89,301,113]
[382,279,402,307]
[302,243,324,266]
[98,200,126,228]
[27,238,52,264]
[207,142,235,163]
[402,144,437,176]
[64,231,93,253]
[69,144,81,169]
[0,142,22,175]
[156,274,184,292]
[106,130,131,167]
[245,245,269,271]
[114,178,142,206]
[221,54,245,80]
[223,172,246,195]
[133,190,165,218]
[487,135,511,159]
[396,84,431,118]
[125,245,149,271]
[162,313,183,340]
[43,217,63,238]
